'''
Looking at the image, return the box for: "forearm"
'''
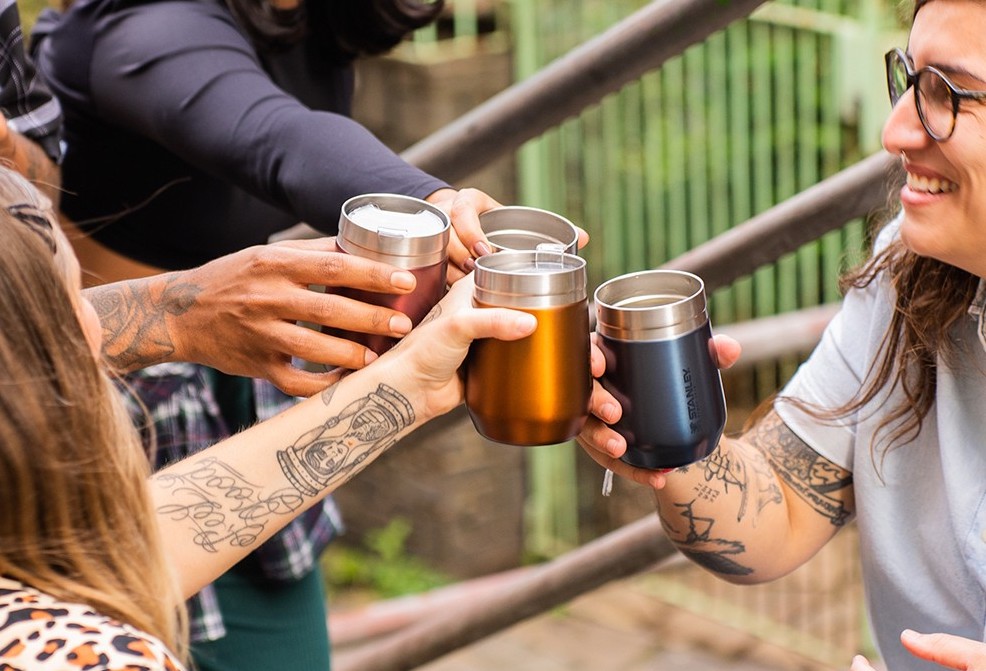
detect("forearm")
[86,271,196,372]
[148,355,431,597]
[655,409,854,583]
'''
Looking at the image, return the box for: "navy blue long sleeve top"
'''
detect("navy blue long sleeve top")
[34,0,448,269]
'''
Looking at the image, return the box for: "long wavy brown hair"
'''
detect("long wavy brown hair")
[0,169,187,659]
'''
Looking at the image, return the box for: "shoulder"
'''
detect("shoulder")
[0,579,185,671]
[56,0,249,56]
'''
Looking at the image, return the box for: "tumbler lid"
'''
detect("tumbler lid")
[594,270,708,340]
[339,194,450,268]
[473,250,586,309]
[479,206,579,255]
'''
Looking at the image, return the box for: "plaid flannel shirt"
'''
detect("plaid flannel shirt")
[123,363,343,643]
[0,0,61,161]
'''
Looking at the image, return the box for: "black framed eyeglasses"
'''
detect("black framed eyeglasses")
[885,48,986,142]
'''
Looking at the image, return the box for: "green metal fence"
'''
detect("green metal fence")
[386,3,904,663]
[490,0,903,559]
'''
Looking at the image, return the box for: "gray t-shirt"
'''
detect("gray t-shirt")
[776,221,986,670]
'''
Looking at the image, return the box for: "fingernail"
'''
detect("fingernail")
[657,468,674,474]
[601,403,618,422]
[464,257,476,272]
[391,271,415,291]
[900,629,919,642]
[605,438,622,456]
[472,241,493,257]
[390,314,413,334]
[363,349,379,366]
[516,313,537,332]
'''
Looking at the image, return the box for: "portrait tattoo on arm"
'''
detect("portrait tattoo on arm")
[750,410,853,527]
[155,384,414,553]
[89,274,200,371]
[278,384,415,495]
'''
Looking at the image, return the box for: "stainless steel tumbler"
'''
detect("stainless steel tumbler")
[594,270,726,469]
[465,250,591,446]
[479,206,579,254]
[330,193,450,355]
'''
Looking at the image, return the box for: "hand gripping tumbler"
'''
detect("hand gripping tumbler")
[594,269,727,469]
[330,193,450,355]
[465,250,591,446]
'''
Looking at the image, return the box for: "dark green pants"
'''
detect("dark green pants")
[191,559,331,671]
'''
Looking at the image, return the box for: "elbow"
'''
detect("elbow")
[676,546,800,586]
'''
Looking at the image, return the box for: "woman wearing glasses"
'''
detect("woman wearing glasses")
[579,1,986,669]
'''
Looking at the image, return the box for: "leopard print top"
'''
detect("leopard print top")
[0,577,186,670]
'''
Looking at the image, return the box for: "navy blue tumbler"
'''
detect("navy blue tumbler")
[594,270,726,470]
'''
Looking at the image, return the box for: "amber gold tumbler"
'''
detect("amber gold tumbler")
[465,251,591,446]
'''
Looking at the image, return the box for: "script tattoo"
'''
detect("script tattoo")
[155,458,304,553]
[157,384,415,553]
[659,499,753,577]
[278,384,415,495]
[751,410,853,527]
[90,274,200,371]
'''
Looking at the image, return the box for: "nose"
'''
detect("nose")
[882,87,933,155]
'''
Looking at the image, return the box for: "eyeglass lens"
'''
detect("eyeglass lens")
[917,70,955,138]
[887,50,956,140]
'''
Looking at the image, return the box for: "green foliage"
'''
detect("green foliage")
[322,518,450,599]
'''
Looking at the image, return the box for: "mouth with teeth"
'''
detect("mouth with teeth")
[906,172,958,194]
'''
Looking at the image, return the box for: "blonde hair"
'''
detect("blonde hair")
[0,168,187,659]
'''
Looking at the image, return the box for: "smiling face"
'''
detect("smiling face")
[881,0,986,277]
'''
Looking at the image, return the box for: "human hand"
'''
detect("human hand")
[426,187,500,282]
[373,275,537,419]
[575,333,742,489]
[849,654,880,671]
[898,629,986,670]
[168,237,420,396]
[425,188,591,282]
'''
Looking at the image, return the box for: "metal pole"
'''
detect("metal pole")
[334,515,675,671]
[663,151,899,292]
[401,0,770,183]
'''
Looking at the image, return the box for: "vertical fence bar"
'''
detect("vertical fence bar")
[751,21,779,398]
[685,46,710,251]
[705,31,735,323]
[642,70,667,276]
[662,56,688,260]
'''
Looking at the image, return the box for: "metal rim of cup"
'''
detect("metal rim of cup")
[594,269,708,341]
[473,250,587,309]
[338,193,450,267]
[479,205,579,255]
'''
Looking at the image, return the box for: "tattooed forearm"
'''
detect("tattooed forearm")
[279,384,414,495]
[155,457,304,552]
[156,384,415,553]
[88,274,200,371]
[751,411,853,526]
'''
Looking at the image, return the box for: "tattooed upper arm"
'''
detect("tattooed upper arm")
[748,409,854,527]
